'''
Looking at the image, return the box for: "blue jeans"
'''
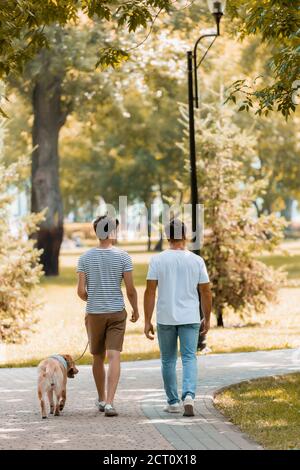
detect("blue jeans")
[157,323,200,405]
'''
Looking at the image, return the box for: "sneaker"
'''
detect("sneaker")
[163,403,181,413]
[104,404,118,417]
[183,395,195,417]
[95,399,106,412]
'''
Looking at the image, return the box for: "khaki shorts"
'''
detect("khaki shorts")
[85,310,127,355]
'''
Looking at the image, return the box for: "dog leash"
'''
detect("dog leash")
[74,341,89,363]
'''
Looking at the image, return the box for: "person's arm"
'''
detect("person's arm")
[123,271,139,323]
[144,280,157,340]
[77,272,88,301]
[198,282,212,334]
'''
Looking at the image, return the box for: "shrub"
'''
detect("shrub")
[0,121,44,343]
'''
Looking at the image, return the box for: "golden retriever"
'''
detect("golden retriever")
[37,354,78,419]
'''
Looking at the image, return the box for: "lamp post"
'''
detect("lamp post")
[187,0,226,349]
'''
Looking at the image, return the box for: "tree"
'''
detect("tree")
[4,2,298,268]
[179,103,286,326]
[0,1,174,81]
[254,114,300,219]
[227,0,300,117]
[11,23,111,275]
[1,1,175,272]
[0,120,43,343]
[1,1,298,118]
[59,55,186,248]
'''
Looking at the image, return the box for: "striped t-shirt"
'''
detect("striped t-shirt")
[77,247,133,314]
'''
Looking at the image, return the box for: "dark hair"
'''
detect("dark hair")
[165,219,186,241]
[93,215,119,240]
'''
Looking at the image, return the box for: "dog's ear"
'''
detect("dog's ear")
[62,354,72,364]
[62,355,78,379]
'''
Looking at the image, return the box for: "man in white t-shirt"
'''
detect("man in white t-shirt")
[144,219,212,417]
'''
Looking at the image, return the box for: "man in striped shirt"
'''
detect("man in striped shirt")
[77,216,139,417]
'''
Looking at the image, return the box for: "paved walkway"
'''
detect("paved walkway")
[0,349,298,450]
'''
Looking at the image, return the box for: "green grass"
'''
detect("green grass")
[259,254,300,280]
[41,263,148,287]
[0,350,161,369]
[42,253,300,289]
[3,249,299,369]
[214,373,300,450]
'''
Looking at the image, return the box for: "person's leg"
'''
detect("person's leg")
[92,352,106,402]
[106,349,121,405]
[157,324,179,405]
[85,314,107,404]
[178,324,200,401]
[105,310,127,407]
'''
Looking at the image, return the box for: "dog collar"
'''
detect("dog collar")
[50,354,68,370]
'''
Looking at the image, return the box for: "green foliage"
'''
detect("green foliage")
[59,58,185,211]
[254,114,300,216]
[0,120,44,343]
[227,0,300,116]
[0,0,173,78]
[96,47,129,68]
[179,103,287,323]
[1,0,298,118]
[0,0,78,77]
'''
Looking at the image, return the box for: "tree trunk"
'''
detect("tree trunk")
[154,210,163,251]
[281,197,293,222]
[31,75,66,276]
[154,234,163,251]
[147,206,152,251]
[216,308,224,327]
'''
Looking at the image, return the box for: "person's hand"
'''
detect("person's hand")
[130,310,139,323]
[201,318,210,335]
[144,322,155,340]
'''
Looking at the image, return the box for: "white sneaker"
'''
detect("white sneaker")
[104,404,118,417]
[183,395,195,416]
[95,399,106,412]
[163,403,181,413]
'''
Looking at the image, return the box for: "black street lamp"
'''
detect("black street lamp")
[187,0,226,349]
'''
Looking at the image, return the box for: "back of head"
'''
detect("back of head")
[93,215,119,240]
[165,219,186,241]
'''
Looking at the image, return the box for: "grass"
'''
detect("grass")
[259,254,300,282]
[41,263,148,287]
[214,373,300,450]
[1,246,300,368]
[0,350,161,369]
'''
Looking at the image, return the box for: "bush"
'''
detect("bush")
[0,122,44,343]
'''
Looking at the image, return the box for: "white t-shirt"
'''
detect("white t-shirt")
[146,249,209,325]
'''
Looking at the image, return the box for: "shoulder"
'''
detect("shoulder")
[185,251,206,265]
[112,248,133,267]
[148,250,172,267]
[149,252,164,264]
[112,247,131,258]
[79,248,96,260]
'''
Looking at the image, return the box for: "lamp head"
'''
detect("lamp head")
[207,1,226,35]
[207,0,226,14]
